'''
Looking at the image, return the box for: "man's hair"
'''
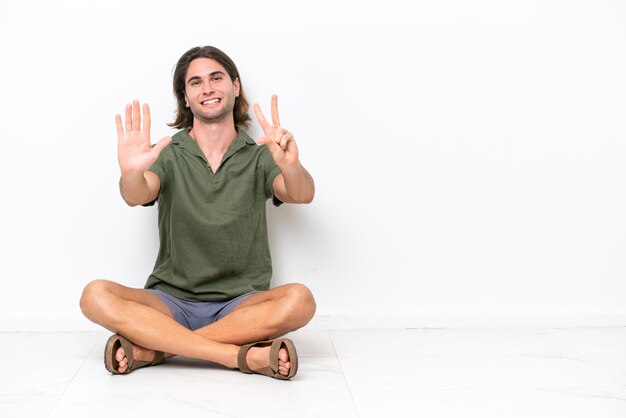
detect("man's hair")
[168,46,251,130]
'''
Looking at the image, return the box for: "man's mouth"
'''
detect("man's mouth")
[201,98,221,105]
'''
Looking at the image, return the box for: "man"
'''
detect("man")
[80,46,316,380]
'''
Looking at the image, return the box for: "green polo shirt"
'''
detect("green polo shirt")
[143,129,282,301]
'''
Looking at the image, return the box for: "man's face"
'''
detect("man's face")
[184,58,240,125]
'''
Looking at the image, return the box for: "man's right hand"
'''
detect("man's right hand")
[116,100,172,174]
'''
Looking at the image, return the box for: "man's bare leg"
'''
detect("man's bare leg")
[190,283,316,374]
[195,283,317,343]
[80,280,242,370]
[80,280,315,375]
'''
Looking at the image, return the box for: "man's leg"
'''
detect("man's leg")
[194,283,317,345]
[79,280,312,375]
[80,279,243,370]
[192,283,316,375]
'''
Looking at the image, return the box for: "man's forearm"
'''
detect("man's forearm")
[279,163,315,204]
[119,172,153,206]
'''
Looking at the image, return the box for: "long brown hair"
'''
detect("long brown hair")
[168,46,251,130]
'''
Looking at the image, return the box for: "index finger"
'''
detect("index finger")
[254,103,271,132]
[271,94,280,127]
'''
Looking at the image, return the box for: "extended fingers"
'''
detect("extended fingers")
[124,103,132,133]
[254,103,270,133]
[120,100,150,136]
[115,114,124,139]
[132,100,140,131]
[142,103,151,133]
[271,95,280,126]
[255,95,282,134]
[123,101,140,133]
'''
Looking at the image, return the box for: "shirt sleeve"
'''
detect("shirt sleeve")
[259,145,283,207]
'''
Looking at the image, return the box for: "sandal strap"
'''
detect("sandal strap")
[152,351,165,366]
[117,337,139,371]
[269,340,283,373]
[237,340,277,374]
[118,336,164,372]
[237,343,256,373]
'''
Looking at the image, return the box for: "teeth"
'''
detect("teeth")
[203,98,220,105]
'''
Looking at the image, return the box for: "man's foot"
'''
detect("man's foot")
[115,342,157,373]
[237,339,298,379]
[246,345,291,377]
[104,334,165,374]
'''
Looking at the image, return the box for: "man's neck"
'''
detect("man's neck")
[189,117,239,172]
[189,119,238,155]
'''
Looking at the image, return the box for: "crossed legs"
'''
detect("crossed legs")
[79,280,316,375]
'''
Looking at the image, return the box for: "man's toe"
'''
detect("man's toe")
[278,347,289,362]
[115,347,126,362]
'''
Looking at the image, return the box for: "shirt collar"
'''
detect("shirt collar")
[173,129,256,161]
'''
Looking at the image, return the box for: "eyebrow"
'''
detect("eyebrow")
[186,71,226,84]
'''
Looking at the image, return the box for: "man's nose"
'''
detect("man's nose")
[202,80,214,94]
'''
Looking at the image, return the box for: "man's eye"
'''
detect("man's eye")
[190,80,200,86]
[212,76,223,82]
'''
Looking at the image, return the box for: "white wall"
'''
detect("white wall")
[1,0,625,330]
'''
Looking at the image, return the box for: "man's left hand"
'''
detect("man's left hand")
[254,95,299,168]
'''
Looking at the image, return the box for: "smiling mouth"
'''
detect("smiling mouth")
[201,98,221,105]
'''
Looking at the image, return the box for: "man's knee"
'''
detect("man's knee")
[280,283,316,328]
[79,279,115,321]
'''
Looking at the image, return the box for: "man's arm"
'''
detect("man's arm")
[119,171,161,207]
[116,100,171,206]
[272,166,315,204]
[255,95,315,204]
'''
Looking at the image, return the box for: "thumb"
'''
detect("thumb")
[257,135,280,151]
[152,136,172,154]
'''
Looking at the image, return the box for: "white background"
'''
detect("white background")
[1,0,625,330]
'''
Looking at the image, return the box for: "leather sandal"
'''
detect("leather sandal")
[104,334,165,374]
[237,338,298,380]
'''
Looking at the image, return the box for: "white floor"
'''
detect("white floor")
[1,327,625,418]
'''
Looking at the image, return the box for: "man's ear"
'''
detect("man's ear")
[184,93,189,107]
[234,78,240,98]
